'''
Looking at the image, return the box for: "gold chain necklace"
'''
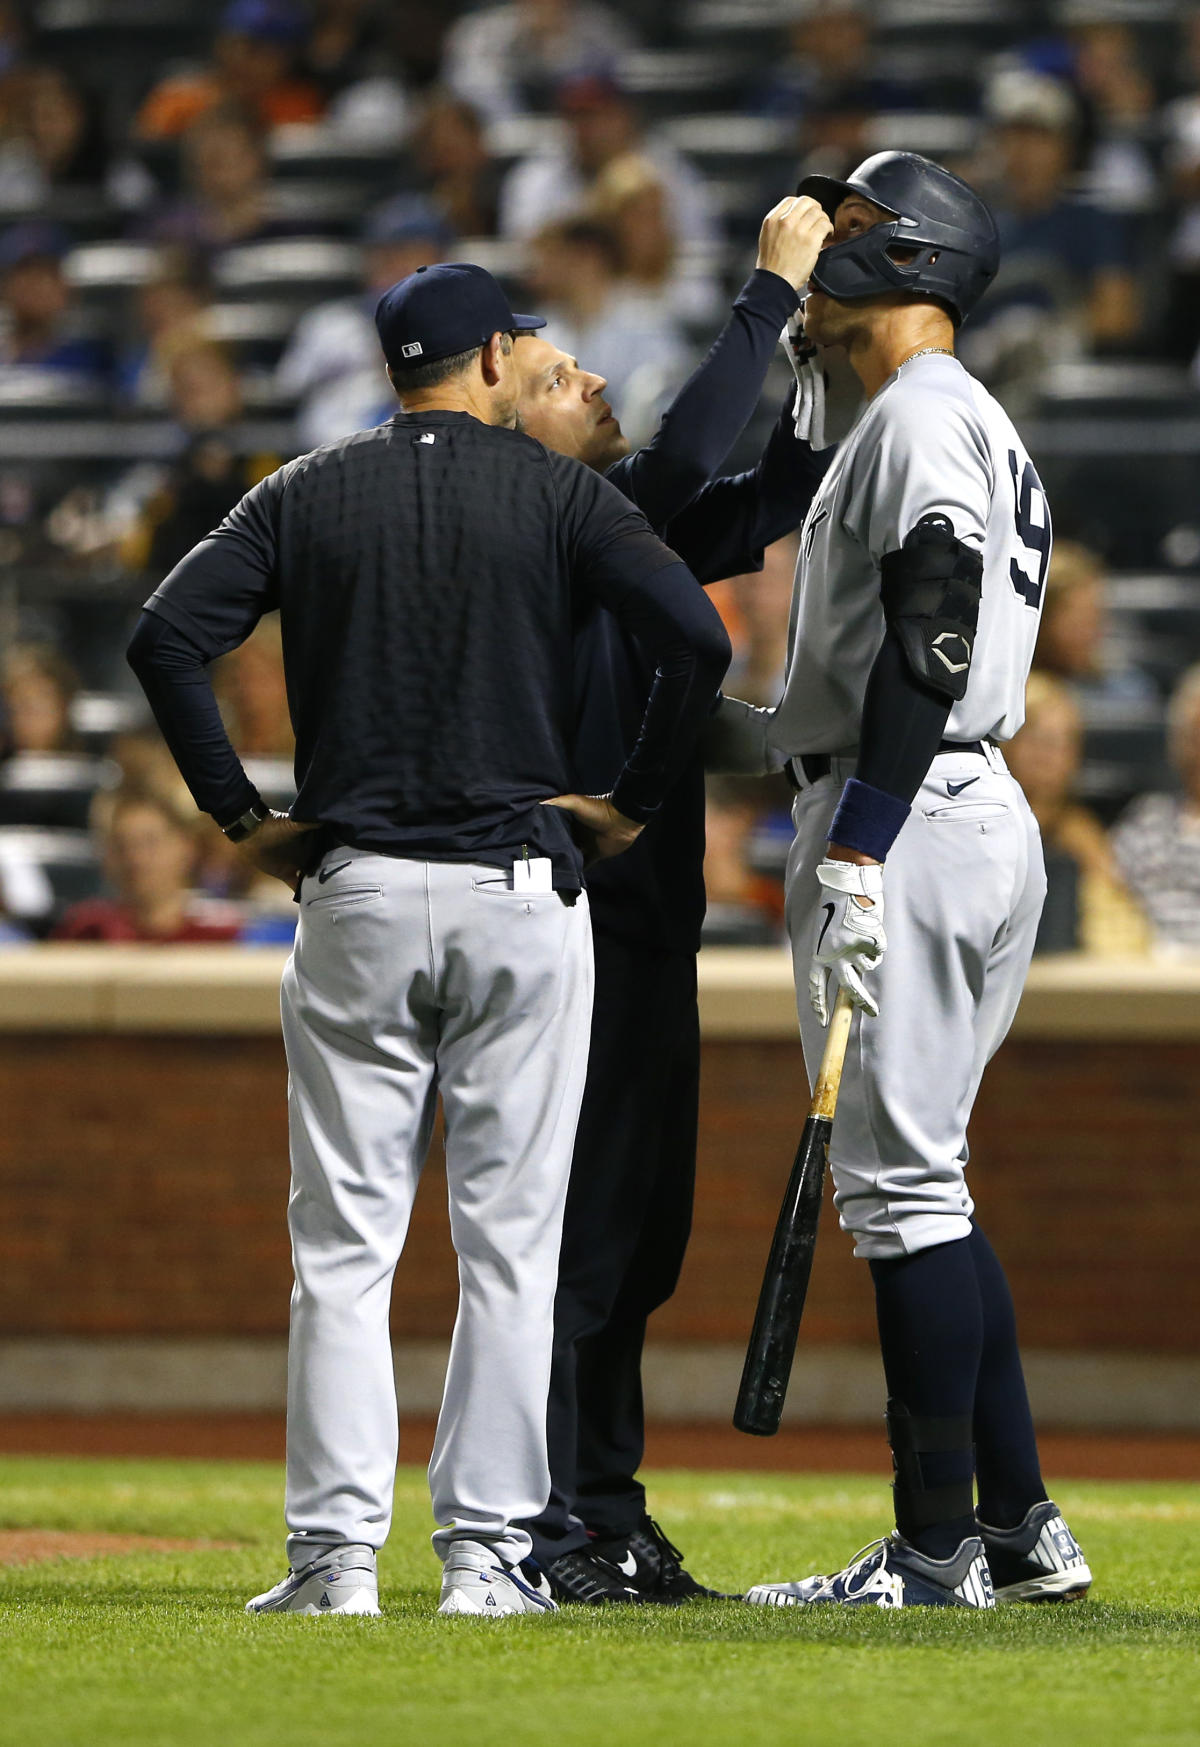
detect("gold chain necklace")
[898,346,956,369]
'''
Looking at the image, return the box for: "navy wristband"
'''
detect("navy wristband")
[828,777,910,862]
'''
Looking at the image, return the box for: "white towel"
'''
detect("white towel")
[783,310,826,451]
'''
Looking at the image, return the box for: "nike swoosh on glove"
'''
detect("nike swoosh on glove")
[810,858,886,1024]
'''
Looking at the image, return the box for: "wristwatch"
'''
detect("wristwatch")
[221,800,271,843]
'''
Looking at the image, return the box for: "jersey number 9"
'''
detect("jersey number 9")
[1008,450,1050,611]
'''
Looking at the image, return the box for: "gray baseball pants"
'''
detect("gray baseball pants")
[279,849,594,1568]
[785,744,1046,1260]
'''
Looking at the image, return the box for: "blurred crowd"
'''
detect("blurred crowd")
[1,0,1200,955]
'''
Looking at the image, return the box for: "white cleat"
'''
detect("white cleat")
[979,1501,1093,1603]
[437,1541,559,1619]
[246,1543,380,1615]
[743,1534,994,1610]
[745,1573,829,1608]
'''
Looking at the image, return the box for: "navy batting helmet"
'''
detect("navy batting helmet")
[796,151,999,325]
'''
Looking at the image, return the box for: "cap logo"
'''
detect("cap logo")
[401,341,423,358]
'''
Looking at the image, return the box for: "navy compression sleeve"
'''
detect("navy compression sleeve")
[662,390,832,584]
[608,269,800,531]
[127,609,263,826]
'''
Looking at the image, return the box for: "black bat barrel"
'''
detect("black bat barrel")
[733,1114,830,1436]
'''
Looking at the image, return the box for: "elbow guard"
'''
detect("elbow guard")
[879,514,983,703]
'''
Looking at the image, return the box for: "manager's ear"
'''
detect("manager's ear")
[480,329,514,385]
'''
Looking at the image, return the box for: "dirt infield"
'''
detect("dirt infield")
[0,1416,1196,1479]
[0,1530,238,1567]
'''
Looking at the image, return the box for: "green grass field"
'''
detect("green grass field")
[0,1457,1196,1747]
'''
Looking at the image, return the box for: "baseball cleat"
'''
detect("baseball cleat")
[245,1543,380,1615]
[437,1541,558,1618]
[745,1533,995,1610]
[519,1548,644,1606]
[979,1500,1092,1603]
[589,1515,728,1602]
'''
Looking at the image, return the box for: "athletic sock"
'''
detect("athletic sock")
[969,1223,1049,1530]
[870,1237,982,1561]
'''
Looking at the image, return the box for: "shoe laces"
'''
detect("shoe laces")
[831,1537,891,1583]
[640,1516,686,1574]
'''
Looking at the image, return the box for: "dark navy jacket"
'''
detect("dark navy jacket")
[577,269,832,953]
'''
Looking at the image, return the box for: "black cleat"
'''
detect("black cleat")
[519,1549,643,1606]
[979,1500,1092,1603]
[589,1515,726,1602]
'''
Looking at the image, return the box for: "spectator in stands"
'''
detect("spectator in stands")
[586,149,717,323]
[962,69,1140,404]
[1111,663,1200,953]
[499,72,719,307]
[0,222,111,384]
[0,64,111,210]
[144,105,301,257]
[125,339,276,577]
[701,774,786,947]
[412,92,502,238]
[116,248,214,408]
[756,0,926,124]
[442,0,636,124]
[1166,5,1200,362]
[276,192,452,447]
[1006,673,1149,957]
[0,642,79,758]
[1033,539,1156,711]
[303,0,390,98]
[717,533,798,708]
[136,0,324,139]
[1069,21,1159,215]
[53,784,241,943]
[528,216,687,425]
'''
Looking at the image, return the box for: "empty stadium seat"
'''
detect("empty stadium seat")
[0,825,102,934]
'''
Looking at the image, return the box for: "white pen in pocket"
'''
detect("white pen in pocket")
[513,856,553,893]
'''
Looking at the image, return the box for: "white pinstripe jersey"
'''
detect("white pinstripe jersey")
[769,353,1050,756]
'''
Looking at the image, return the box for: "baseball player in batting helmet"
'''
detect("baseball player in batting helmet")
[712,153,1093,1610]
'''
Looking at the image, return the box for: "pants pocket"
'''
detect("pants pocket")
[304,885,385,912]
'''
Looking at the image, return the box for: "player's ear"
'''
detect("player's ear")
[481,330,513,386]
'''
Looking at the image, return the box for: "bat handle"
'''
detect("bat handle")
[811,985,855,1121]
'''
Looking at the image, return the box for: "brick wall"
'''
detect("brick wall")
[3,1033,1198,1350]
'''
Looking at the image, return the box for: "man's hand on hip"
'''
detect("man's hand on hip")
[810,852,886,1024]
[542,793,642,865]
[238,814,320,893]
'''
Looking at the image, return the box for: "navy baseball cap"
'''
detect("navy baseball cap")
[0,221,71,273]
[374,262,544,370]
[362,193,454,250]
[220,0,307,43]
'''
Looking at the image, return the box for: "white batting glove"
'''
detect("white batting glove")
[810,858,886,1025]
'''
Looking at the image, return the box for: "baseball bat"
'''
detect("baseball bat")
[733,985,855,1436]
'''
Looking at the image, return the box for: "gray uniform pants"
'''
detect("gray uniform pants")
[785,745,1045,1260]
[279,850,594,1568]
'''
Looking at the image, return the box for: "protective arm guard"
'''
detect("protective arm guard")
[878,513,983,703]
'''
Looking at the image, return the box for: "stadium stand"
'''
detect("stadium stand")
[0,0,1198,943]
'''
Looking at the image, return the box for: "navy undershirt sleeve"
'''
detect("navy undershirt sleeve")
[605,269,800,531]
[661,389,832,583]
[127,609,264,826]
[127,470,285,826]
[856,625,953,805]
